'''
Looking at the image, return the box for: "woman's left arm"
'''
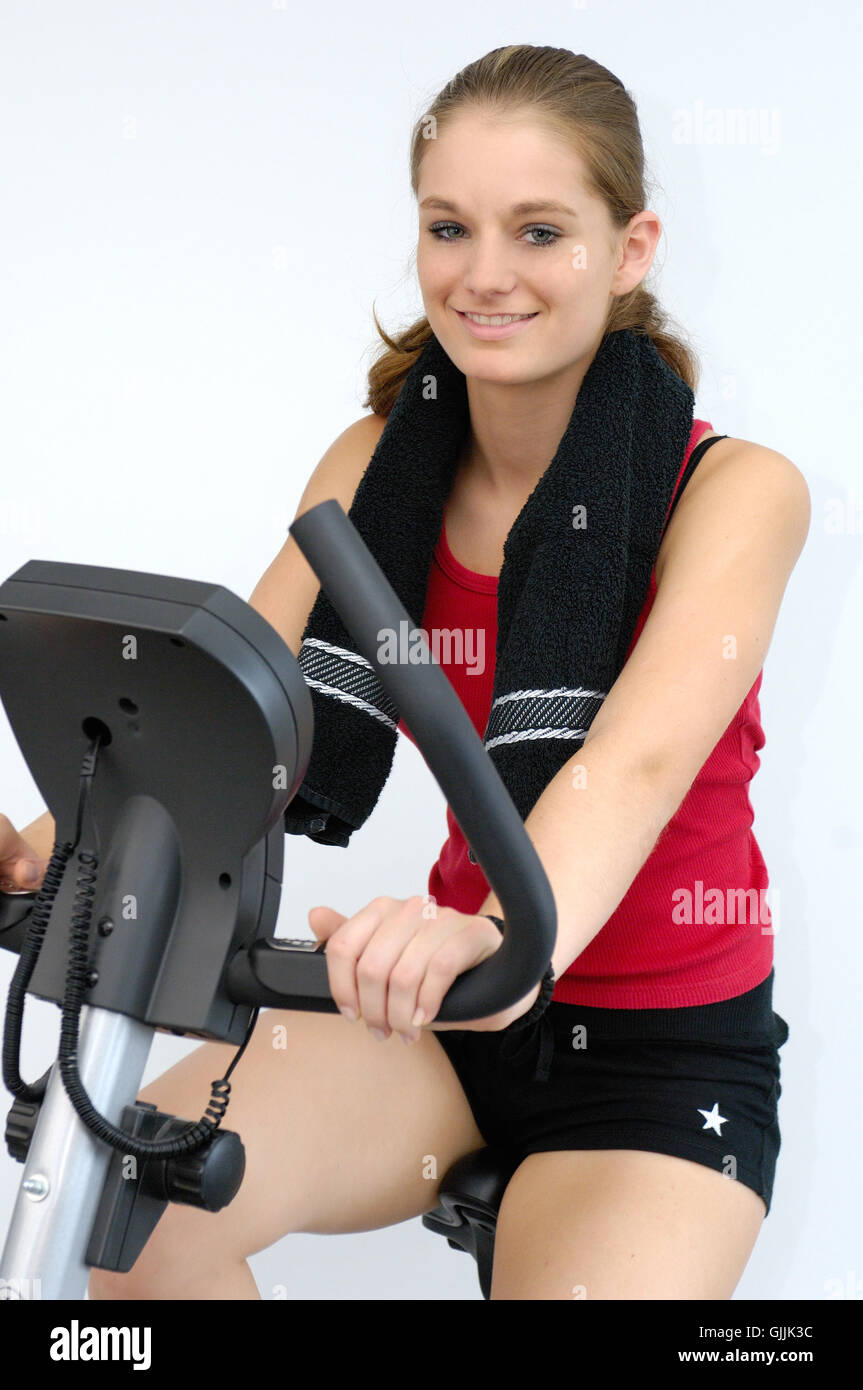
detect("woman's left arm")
[477,444,812,980]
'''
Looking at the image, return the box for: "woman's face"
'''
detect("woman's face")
[415,109,659,385]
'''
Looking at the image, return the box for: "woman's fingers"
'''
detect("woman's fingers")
[0,813,47,891]
[310,897,505,1043]
[318,895,401,1031]
[307,905,349,941]
[351,896,432,1038]
[413,914,503,1033]
[385,903,467,1038]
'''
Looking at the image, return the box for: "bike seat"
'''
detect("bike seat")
[421,1145,521,1299]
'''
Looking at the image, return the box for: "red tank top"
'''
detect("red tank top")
[397,422,775,1008]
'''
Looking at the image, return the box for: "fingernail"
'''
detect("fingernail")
[400,1031,419,1045]
[20,862,42,885]
[340,1007,357,1022]
[411,1008,425,1028]
[368,1026,388,1042]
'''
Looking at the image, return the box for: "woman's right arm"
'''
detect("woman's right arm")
[4,413,387,892]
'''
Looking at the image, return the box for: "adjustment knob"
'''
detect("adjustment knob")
[162,1130,245,1211]
[5,1097,40,1162]
[4,1068,53,1162]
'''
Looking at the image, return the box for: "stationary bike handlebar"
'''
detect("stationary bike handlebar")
[286,501,557,1019]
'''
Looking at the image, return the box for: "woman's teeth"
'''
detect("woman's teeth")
[462,312,537,326]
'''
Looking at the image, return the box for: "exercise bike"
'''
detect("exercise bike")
[0,499,556,1301]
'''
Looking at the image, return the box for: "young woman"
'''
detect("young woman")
[5,45,809,1300]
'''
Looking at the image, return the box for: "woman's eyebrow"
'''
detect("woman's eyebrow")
[419,196,579,218]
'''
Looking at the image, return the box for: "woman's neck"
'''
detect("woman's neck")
[457,346,598,495]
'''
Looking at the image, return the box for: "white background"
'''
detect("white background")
[1,0,859,1301]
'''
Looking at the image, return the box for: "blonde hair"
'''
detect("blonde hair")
[363,44,699,416]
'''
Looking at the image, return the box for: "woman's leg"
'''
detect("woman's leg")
[88,1009,484,1300]
[490,1148,766,1300]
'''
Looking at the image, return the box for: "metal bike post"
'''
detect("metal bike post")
[0,1004,154,1301]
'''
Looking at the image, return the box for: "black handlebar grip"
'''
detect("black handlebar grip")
[0,888,38,953]
[288,499,556,1023]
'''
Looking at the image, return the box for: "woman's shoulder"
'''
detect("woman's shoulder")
[346,412,389,449]
[686,424,806,497]
[656,431,810,589]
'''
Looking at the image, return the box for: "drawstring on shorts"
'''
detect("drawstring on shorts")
[499,1009,555,1083]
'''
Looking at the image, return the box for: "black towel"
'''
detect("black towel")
[284,326,694,848]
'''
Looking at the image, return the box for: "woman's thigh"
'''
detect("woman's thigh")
[88,1008,485,1295]
[490,1147,766,1300]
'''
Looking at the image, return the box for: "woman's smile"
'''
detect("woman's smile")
[453,307,540,340]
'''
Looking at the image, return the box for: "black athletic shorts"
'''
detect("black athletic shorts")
[435,968,790,1216]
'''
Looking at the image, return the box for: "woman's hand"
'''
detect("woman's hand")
[308,895,541,1044]
[0,813,48,893]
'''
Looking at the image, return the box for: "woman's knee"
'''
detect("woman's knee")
[88,1254,258,1301]
[87,1227,258,1301]
[86,1181,264,1300]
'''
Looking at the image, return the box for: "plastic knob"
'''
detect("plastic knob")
[162,1130,246,1212]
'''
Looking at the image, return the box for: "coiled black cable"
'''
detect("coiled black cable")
[3,731,260,1158]
[2,841,74,1103]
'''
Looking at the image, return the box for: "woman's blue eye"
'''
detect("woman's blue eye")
[428,222,561,248]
